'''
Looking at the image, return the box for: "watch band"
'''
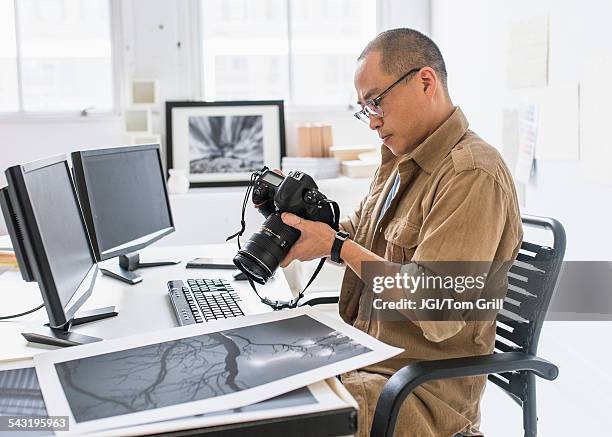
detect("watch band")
[331,231,350,263]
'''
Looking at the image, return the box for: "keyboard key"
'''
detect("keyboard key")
[171,278,244,325]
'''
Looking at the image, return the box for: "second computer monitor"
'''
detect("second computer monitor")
[1,156,98,328]
[1,155,117,347]
[71,144,177,283]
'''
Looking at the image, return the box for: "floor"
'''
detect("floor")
[481,321,612,436]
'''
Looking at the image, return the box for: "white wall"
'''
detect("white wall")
[0,0,430,235]
[431,0,612,261]
[431,2,612,434]
[378,0,430,33]
[0,117,124,234]
[0,119,123,184]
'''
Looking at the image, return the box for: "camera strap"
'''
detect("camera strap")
[249,199,340,310]
[251,256,327,311]
[227,173,341,311]
[226,172,257,244]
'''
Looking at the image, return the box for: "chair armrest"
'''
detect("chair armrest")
[371,352,558,437]
[298,292,340,307]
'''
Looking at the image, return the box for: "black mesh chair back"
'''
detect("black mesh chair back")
[489,214,566,435]
[369,215,565,437]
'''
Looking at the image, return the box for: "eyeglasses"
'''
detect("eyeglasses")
[354,67,423,125]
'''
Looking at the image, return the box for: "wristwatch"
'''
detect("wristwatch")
[331,230,350,263]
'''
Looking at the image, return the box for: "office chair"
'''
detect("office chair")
[301,214,566,437]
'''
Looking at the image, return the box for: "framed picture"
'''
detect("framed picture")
[129,78,159,106]
[166,100,285,188]
[124,107,152,134]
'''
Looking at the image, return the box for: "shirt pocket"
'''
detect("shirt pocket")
[383,218,420,264]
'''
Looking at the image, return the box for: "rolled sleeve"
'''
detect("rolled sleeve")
[412,169,509,342]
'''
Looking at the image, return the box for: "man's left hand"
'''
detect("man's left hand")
[279,212,337,267]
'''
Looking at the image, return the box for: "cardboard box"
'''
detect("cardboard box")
[341,160,378,178]
[321,124,333,157]
[297,124,312,157]
[330,145,378,161]
[310,124,324,157]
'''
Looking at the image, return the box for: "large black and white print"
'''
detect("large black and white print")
[188,115,264,174]
[54,315,371,422]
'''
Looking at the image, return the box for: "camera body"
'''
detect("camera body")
[232,168,339,285]
[252,169,337,229]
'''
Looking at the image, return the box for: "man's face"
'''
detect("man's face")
[354,51,432,156]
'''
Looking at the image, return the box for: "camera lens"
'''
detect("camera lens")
[233,213,300,284]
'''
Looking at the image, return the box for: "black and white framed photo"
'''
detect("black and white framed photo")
[166,100,285,187]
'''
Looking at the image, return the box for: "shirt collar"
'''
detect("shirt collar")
[379,106,469,175]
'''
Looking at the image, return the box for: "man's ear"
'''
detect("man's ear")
[419,67,438,97]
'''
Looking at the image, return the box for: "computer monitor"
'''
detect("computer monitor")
[0,155,117,347]
[71,144,179,284]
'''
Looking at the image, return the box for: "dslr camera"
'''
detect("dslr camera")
[232,167,339,285]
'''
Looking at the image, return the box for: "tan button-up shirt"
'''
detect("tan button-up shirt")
[339,107,522,436]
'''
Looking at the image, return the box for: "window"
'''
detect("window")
[200,0,376,106]
[0,0,115,114]
[0,0,18,111]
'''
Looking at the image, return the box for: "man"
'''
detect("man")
[279,29,522,437]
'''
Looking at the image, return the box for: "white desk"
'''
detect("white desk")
[0,243,294,362]
[0,243,358,436]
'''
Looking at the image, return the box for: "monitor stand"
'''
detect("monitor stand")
[22,306,118,348]
[100,251,181,285]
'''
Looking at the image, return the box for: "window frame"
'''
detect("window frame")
[193,0,378,113]
[0,0,123,122]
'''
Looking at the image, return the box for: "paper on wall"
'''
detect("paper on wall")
[502,108,526,206]
[507,15,549,89]
[34,307,402,435]
[535,84,580,161]
[515,103,538,184]
[580,56,612,185]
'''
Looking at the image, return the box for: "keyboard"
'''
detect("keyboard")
[168,278,245,326]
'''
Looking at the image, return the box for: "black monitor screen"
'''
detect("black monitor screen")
[76,146,172,258]
[25,162,95,308]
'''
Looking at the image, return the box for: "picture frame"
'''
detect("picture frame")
[165,100,286,188]
[124,107,152,134]
[129,78,159,107]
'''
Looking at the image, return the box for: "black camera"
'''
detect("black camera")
[232,167,339,285]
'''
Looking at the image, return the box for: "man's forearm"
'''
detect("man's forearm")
[339,239,386,278]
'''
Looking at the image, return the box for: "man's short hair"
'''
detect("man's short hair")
[359,28,448,93]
